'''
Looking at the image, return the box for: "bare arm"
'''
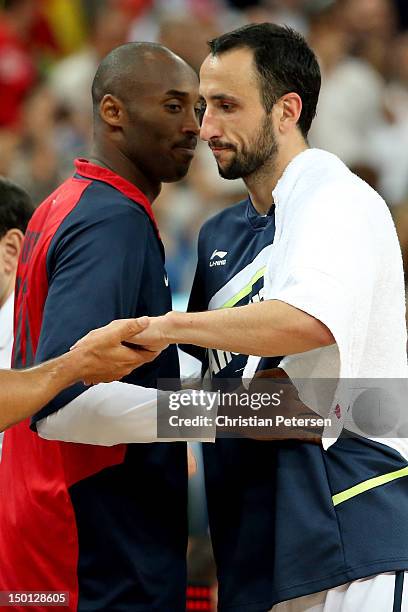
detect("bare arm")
[127,300,335,357]
[0,318,159,432]
[0,353,82,432]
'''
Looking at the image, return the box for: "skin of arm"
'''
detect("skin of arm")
[0,318,159,432]
[127,300,335,357]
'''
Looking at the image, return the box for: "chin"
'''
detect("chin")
[162,163,191,183]
[218,165,242,181]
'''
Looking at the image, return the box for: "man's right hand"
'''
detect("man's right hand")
[71,318,162,385]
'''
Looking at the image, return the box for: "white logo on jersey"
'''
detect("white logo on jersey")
[209,349,238,376]
[164,274,169,287]
[210,249,228,267]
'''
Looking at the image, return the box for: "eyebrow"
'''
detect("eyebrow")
[206,93,240,103]
[164,89,189,98]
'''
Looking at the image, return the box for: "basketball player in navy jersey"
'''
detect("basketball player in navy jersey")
[130,24,408,612]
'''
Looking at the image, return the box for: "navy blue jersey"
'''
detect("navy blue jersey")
[186,197,280,378]
[0,160,187,612]
[184,198,408,611]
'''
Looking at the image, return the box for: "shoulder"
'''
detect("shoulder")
[78,179,151,218]
[48,180,157,260]
[60,179,155,241]
[294,161,388,224]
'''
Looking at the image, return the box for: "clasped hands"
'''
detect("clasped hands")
[122,315,322,445]
[121,314,173,355]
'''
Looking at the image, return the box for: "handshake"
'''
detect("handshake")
[71,314,173,386]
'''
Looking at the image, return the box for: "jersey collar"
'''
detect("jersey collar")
[74,158,160,238]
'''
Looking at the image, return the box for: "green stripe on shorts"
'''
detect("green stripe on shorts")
[333,465,408,506]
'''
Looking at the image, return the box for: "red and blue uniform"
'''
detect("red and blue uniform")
[0,160,186,611]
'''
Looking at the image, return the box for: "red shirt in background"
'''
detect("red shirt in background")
[0,19,36,128]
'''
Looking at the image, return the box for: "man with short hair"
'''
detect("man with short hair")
[131,23,408,612]
[0,42,204,611]
[0,178,34,368]
[0,178,34,457]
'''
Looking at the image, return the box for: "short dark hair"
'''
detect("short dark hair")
[91,42,174,114]
[0,178,34,238]
[208,23,321,137]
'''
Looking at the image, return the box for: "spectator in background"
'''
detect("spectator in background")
[48,3,129,125]
[3,4,130,207]
[307,2,385,172]
[9,85,64,204]
[0,0,58,129]
[0,0,37,129]
[367,32,408,206]
[341,0,396,62]
[0,178,34,457]
[42,0,87,56]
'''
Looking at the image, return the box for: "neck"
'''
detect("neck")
[90,142,161,203]
[245,138,308,215]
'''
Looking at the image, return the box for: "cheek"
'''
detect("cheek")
[0,251,8,289]
[142,127,174,157]
[225,114,262,148]
[0,244,6,271]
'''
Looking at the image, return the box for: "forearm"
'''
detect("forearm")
[37,382,216,445]
[163,300,334,357]
[0,351,81,431]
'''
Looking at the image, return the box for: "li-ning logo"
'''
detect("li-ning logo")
[209,249,228,267]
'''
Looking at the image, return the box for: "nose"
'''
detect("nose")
[200,108,222,142]
[181,110,200,136]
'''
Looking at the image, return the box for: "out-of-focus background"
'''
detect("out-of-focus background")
[1,1,408,608]
[2,0,408,297]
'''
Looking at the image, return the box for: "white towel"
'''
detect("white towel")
[243,148,408,450]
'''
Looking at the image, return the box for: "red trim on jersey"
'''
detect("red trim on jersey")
[74,158,160,239]
[0,173,129,611]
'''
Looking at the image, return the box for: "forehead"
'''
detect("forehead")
[199,47,259,100]
[130,55,199,99]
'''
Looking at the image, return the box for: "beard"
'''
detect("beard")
[215,116,278,180]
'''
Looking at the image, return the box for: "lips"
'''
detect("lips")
[174,146,196,153]
[173,138,197,151]
[172,138,197,160]
[210,146,234,159]
[173,146,196,159]
[209,142,235,154]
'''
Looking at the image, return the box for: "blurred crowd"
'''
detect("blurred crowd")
[1,0,408,296]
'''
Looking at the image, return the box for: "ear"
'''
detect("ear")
[99,94,126,128]
[3,229,24,275]
[276,92,303,135]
